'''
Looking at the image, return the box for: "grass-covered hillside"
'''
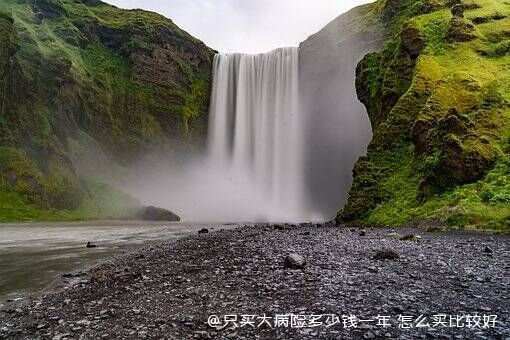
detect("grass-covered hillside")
[0,0,213,221]
[341,0,510,230]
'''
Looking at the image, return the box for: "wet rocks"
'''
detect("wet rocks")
[484,246,494,254]
[373,249,400,260]
[86,242,98,248]
[284,254,307,270]
[400,234,421,241]
[139,206,180,222]
[1,226,508,340]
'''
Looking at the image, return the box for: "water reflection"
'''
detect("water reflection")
[0,221,220,302]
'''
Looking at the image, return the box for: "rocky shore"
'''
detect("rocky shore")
[0,224,509,339]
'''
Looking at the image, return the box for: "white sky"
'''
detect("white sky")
[103,0,373,54]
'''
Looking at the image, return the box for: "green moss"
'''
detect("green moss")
[344,0,510,230]
[0,190,80,222]
[0,0,213,220]
[77,178,140,220]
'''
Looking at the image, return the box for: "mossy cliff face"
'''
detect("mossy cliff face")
[0,0,214,221]
[341,0,510,229]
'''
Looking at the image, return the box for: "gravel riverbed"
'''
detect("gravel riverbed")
[0,224,509,339]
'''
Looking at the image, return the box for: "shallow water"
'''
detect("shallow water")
[0,220,219,303]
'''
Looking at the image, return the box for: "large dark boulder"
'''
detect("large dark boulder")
[140,206,181,222]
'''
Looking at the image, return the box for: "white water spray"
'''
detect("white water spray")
[206,48,307,222]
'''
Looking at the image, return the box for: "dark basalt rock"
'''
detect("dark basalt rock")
[373,249,400,260]
[400,234,421,241]
[412,118,436,154]
[446,0,462,6]
[438,135,497,185]
[86,242,98,248]
[447,17,478,42]
[30,0,69,19]
[438,108,472,136]
[284,254,306,270]
[472,16,491,24]
[140,206,181,222]
[401,22,425,58]
[451,4,466,18]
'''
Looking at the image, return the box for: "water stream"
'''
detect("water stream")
[0,221,223,304]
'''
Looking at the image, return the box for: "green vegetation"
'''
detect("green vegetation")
[0,0,213,222]
[341,0,510,230]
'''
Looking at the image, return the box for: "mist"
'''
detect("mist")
[299,14,382,218]
[71,5,382,223]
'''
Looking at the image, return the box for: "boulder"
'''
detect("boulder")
[484,246,494,254]
[86,242,98,248]
[451,4,465,18]
[399,234,421,241]
[284,254,307,270]
[373,249,400,260]
[140,206,180,222]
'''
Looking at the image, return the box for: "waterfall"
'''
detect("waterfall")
[207,48,306,222]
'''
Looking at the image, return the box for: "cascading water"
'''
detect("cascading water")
[207,47,306,222]
[120,37,372,223]
[88,12,376,223]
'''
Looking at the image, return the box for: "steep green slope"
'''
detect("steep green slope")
[0,0,213,221]
[341,0,510,229]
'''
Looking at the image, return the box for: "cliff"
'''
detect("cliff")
[341,0,510,229]
[0,0,214,221]
[299,3,384,218]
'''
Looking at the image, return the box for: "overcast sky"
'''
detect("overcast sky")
[104,0,373,54]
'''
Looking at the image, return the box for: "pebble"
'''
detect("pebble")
[0,226,508,339]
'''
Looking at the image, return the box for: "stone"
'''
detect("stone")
[400,234,420,241]
[76,319,90,326]
[273,225,285,231]
[373,249,400,261]
[139,206,180,222]
[451,4,465,18]
[86,242,98,248]
[484,246,494,254]
[359,230,367,237]
[198,228,209,234]
[284,254,307,270]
